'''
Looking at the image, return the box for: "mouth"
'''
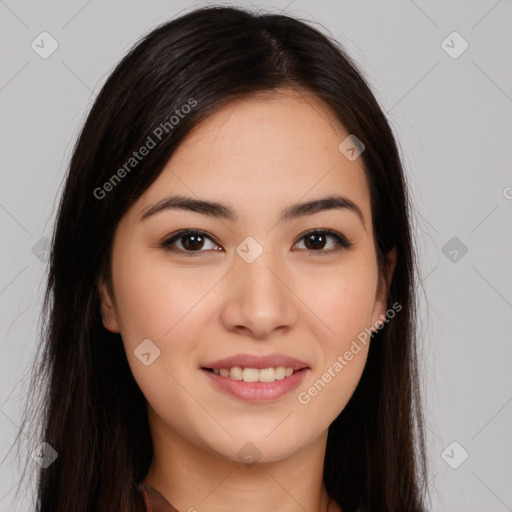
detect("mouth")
[201,366,306,383]
[200,353,310,402]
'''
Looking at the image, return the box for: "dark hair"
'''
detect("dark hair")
[13,5,427,512]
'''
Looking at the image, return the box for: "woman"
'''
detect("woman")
[15,5,428,511]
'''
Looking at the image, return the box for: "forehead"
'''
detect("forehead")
[172,88,349,166]
[135,88,372,228]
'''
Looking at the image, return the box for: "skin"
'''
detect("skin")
[98,87,396,512]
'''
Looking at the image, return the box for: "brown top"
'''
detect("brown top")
[136,482,179,512]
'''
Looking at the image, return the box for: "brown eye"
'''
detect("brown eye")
[160,230,221,255]
[160,228,352,257]
[293,229,352,254]
[304,232,328,250]
[180,233,205,250]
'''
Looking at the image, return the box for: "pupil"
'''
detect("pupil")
[306,234,325,250]
[183,234,203,250]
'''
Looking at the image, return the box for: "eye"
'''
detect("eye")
[292,229,352,255]
[159,228,352,256]
[160,229,221,256]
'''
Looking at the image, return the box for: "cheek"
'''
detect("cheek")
[112,254,202,341]
[295,278,375,418]
[295,256,379,347]
[296,344,369,425]
[292,257,377,414]
[111,254,217,392]
[111,260,207,408]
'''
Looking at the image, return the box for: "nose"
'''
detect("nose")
[219,253,297,340]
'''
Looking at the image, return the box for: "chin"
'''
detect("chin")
[204,430,311,465]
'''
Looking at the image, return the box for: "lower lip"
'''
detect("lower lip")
[201,368,309,402]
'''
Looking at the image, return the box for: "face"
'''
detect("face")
[98,88,396,463]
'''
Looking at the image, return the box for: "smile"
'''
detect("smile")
[207,366,296,382]
[201,367,309,402]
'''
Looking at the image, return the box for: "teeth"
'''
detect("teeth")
[243,368,260,382]
[275,367,286,380]
[230,366,243,380]
[211,366,297,382]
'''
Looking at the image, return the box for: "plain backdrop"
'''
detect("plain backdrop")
[1,1,511,511]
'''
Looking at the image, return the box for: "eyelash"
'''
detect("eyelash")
[159,228,353,257]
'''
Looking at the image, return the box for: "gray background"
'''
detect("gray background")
[1,1,511,511]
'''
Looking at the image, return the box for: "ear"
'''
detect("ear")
[97,276,121,333]
[370,246,397,333]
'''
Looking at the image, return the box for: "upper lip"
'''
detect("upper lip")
[202,353,310,370]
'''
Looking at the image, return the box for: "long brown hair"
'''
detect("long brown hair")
[13,5,427,511]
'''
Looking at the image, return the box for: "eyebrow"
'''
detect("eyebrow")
[140,194,366,229]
